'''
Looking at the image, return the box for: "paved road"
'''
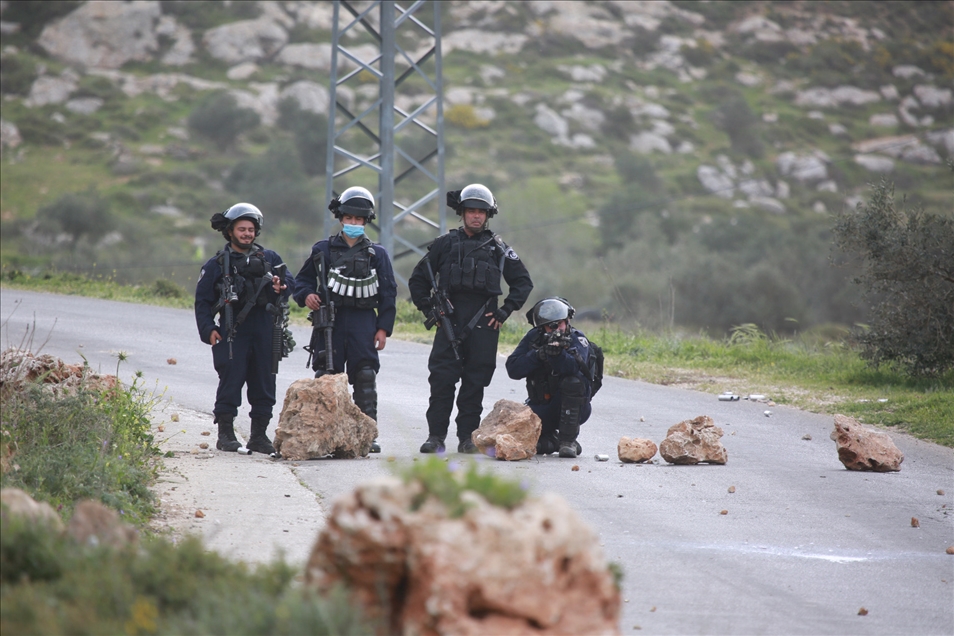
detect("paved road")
[3,288,952,635]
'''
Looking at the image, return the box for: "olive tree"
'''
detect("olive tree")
[833,178,954,376]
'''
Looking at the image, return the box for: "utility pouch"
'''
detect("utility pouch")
[449,263,463,289]
[474,261,489,290]
[460,257,476,289]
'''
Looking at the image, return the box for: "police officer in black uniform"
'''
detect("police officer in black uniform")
[408,184,533,454]
[195,203,295,455]
[293,187,397,453]
[506,297,593,458]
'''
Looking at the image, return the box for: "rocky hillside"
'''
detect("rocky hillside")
[1,1,951,334]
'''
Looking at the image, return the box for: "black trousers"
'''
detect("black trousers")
[425,313,498,442]
[211,310,276,421]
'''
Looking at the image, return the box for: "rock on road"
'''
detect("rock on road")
[2,288,952,635]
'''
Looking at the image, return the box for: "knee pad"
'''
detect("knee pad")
[354,367,376,389]
[560,375,585,401]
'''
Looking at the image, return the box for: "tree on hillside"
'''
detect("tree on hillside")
[833,177,954,376]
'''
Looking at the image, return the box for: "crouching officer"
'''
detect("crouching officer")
[293,187,397,453]
[408,184,533,454]
[195,203,294,455]
[506,297,593,458]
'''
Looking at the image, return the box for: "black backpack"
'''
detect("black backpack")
[586,340,604,398]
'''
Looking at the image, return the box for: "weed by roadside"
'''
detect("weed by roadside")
[0,517,371,635]
[1,352,162,524]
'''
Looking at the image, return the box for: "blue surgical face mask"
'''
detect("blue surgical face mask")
[342,223,365,239]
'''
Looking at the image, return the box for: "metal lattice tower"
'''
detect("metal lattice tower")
[325,0,445,286]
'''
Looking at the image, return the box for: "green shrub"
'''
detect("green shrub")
[34,189,115,245]
[833,179,954,376]
[398,457,528,518]
[0,523,371,635]
[0,55,37,96]
[1,360,161,524]
[188,91,261,149]
[151,278,186,299]
[0,1,81,38]
[277,98,328,176]
[224,140,319,224]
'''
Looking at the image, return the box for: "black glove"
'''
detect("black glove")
[534,345,548,362]
[414,297,433,313]
[491,307,510,324]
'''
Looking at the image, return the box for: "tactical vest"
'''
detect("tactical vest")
[442,229,506,296]
[216,246,274,316]
[321,237,380,309]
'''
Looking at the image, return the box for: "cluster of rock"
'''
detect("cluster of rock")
[619,415,728,465]
[0,347,117,396]
[305,476,621,635]
[1,488,138,548]
[274,374,377,460]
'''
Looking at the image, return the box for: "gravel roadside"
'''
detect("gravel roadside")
[148,404,325,567]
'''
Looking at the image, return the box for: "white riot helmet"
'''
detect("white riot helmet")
[448,183,498,217]
[211,202,263,238]
[526,297,575,328]
[331,186,376,220]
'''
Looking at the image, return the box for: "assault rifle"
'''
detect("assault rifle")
[212,248,239,360]
[266,263,289,374]
[422,259,460,360]
[305,251,335,373]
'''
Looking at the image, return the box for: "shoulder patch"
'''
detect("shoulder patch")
[368,246,376,256]
[505,247,520,261]
[577,335,590,348]
[198,268,205,283]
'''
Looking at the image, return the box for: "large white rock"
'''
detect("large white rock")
[561,102,605,132]
[892,65,925,79]
[24,74,77,107]
[913,85,952,109]
[443,29,527,55]
[279,80,330,116]
[534,103,569,140]
[854,154,895,173]
[738,178,774,198]
[558,64,607,83]
[750,196,786,214]
[795,86,881,108]
[202,18,288,65]
[926,129,954,155]
[697,165,734,198]
[630,131,671,154]
[776,151,828,182]
[155,14,194,66]
[65,97,103,115]
[0,119,22,150]
[869,113,898,127]
[38,0,161,69]
[276,42,332,70]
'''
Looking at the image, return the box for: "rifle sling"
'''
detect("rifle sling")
[455,298,492,344]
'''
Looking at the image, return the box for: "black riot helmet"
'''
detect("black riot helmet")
[447,183,498,217]
[526,297,576,328]
[210,202,264,239]
[330,186,376,221]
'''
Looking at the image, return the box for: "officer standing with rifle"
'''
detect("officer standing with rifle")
[195,203,294,455]
[506,297,596,458]
[408,184,533,454]
[293,187,397,454]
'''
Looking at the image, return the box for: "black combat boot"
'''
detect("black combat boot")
[353,367,380,453]
[420,436,446,453]
[247,417,277,455]
[536,430,559,455]
[215,414,242,452]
